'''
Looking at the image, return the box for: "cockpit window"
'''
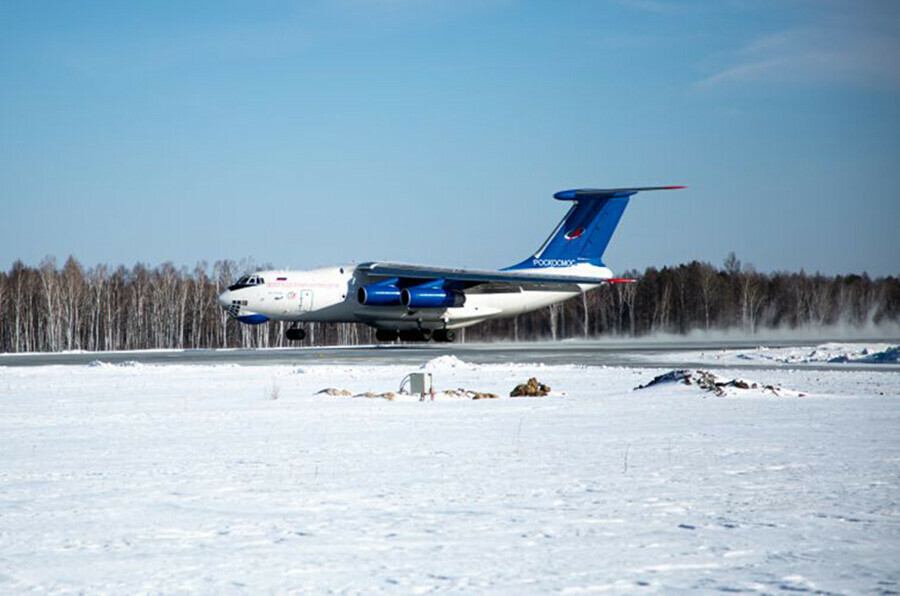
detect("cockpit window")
[228,275,264,291]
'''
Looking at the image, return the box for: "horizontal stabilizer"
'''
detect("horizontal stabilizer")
[554,186,685,200]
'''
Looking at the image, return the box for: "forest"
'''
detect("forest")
[0,254,897,353]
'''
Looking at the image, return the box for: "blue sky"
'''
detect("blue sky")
[2,0,898,276]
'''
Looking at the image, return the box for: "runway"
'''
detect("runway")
[2,339,898,372]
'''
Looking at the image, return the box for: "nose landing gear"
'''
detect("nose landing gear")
[285,327,306,341]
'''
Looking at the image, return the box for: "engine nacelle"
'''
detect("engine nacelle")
[357,281,402,306]
[401,285,465,308]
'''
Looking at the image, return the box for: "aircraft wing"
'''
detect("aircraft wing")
[356,262,634,287]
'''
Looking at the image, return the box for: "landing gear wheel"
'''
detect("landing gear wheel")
[433,329,456,343]
[399,329,432,342]
[375,329,400,342]
[285,328,306,341]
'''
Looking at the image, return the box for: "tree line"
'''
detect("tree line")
[0,254,897,353]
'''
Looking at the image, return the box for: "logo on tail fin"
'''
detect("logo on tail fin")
[564,227,584,241]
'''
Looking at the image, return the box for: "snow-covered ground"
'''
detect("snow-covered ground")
[2,354,899,593]
[640,342,900,367]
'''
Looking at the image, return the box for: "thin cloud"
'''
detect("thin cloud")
[696,15,900,92]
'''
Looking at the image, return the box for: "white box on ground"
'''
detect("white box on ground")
[409,372,432,394]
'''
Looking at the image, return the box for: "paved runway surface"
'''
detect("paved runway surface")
[2,340,898,372]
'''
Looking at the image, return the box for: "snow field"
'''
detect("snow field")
[641,342,900,367]
[1,359,899,593]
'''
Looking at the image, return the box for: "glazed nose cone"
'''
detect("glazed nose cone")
[217,290,232,308]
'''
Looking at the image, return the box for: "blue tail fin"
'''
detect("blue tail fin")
[507,186,684,270]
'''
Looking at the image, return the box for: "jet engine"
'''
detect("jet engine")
[357,279,402,306]
[400,284,465,308]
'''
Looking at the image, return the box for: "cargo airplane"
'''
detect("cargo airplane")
[217,186,683,342]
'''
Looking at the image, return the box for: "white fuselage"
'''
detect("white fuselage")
[217,264,612,331]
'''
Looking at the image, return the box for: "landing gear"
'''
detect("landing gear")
[285,327,306,341]
[375,328,454,343]
[375,329,399,342]
[432,329,456,343]
[399,329,432,342]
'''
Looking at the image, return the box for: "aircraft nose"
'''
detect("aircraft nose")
[217,290,231,308]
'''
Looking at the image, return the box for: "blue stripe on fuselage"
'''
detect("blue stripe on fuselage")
[237,314,269,324]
